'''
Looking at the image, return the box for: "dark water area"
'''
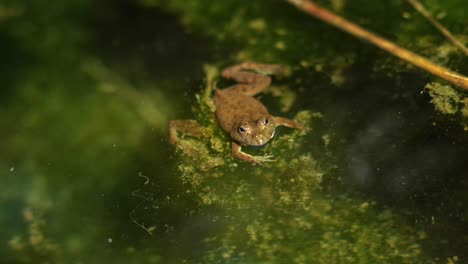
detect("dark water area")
[92,0,213,85]
[289,61,468,258]
[1,0,467,263]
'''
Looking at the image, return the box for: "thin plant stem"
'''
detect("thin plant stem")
[286,0,468,91]
[407,0,468,56]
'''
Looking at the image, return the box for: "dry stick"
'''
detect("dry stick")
[286,0,468,91]
[407,0,468,56]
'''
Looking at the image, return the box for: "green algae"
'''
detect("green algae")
[169,67,429,263]
[0,63,170,263]
[0,2,170,262]
[1,0,467,263]
[425,82,468,130]
[0,3,22,22]
[143,0,466,75]
[145,0,468,131]
[141,0,359,75]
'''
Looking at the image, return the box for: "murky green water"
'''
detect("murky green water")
[1,0,467,263]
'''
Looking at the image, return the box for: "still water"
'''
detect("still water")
[1,1,467,263]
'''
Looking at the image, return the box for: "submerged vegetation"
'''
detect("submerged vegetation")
[169,66,427,263]
[0,0,467,263]
[145,0,468,127]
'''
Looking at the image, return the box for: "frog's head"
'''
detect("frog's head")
[232,116,276,146]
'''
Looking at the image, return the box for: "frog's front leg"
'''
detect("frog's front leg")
[231,141,275,164]
[273,116,311,132]
[168,119,208,144]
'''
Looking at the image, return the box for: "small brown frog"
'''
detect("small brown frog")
[169,62,308,164]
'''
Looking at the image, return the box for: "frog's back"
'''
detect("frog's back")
[214,89,269,133]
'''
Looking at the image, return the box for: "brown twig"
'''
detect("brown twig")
[286,0,468,91]
[407,0,468,56]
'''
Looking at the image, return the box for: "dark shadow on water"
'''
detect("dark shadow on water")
[0,34,34,106]
[91,0,220,89]
[298,64,468,259]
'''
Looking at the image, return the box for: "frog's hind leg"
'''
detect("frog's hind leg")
[222,73,272,96]
[273,116,310,131]
[168,119,209,144]
[222,62,288,78]
[222,63,289,96]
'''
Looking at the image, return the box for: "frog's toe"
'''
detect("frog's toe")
[301,126,312,133]
[253,155,275,164]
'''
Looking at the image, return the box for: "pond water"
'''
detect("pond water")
[1,1,467,263]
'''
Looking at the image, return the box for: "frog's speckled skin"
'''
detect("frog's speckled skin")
[214,81,275,146]
[169,63,308,164]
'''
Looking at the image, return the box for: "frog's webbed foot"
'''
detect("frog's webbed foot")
[231,141,275,165]
[273,116,311,132]
[168,119,208,144]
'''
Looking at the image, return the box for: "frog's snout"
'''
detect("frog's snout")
[253,129,275,146]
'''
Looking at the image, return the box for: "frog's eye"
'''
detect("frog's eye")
[258,117,269,126]
[238,125,249,135]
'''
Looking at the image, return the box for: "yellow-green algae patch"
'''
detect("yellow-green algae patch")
[171,66,428,263]
[425,82,468,130]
